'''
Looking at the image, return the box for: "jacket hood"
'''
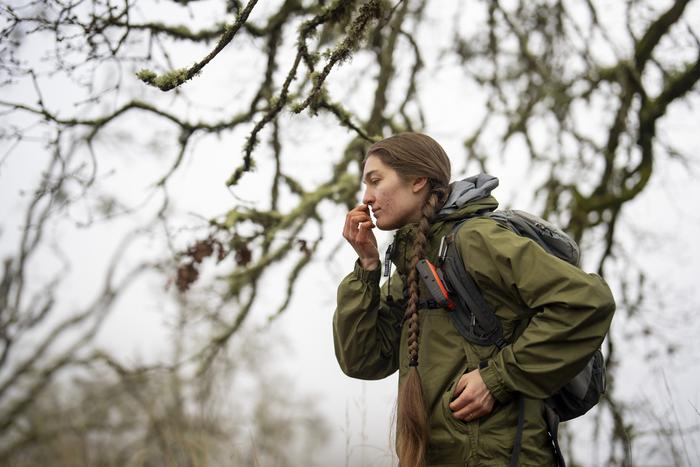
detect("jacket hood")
[439,173,499,218]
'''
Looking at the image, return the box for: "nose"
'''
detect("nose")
[362,187,374,206]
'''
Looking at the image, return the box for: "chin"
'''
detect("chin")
[375,219,396,231]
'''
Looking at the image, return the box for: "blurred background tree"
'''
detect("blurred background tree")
[1,0,699,465]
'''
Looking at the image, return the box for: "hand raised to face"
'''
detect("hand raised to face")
[343,203,379,270]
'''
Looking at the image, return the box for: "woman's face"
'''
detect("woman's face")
[362,155,428,230]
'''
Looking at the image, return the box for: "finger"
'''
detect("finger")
[346,219,370,236]
[345,212,372,233]
[343,217,356,241]
[449,385,472,412]
[356,222,376,245]
[350,203,371,216]
[344,212,370,239]
[346,213,374,236]
[348,211,372,224]
[452,386,492,420]
[452,401,486,420]
[453,379,467,399]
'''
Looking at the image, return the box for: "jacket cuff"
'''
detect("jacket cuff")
[353,260,381,285]
[480,362,513,404]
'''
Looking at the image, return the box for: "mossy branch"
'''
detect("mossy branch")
[228,51,303,187]
[136,0,259,91]
[294,0,384,115]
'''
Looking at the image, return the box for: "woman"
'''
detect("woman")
[333,133,615,466]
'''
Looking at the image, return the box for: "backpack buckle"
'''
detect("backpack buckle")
[438,234,452,264]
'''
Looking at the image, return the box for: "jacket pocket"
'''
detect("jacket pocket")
[426,363,471,465]
[440,367,472,435]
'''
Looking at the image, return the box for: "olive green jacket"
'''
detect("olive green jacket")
[333,193,616,466]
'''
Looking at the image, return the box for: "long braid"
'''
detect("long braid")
[405,192,438,365]
[362,132,452,467]
[397,189,443,467]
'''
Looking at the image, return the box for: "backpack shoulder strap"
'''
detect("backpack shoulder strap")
[439,218,507,349]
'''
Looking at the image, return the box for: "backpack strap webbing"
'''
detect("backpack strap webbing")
[509,395,567,467]
[509,395,525,467]
[545,406,567,467]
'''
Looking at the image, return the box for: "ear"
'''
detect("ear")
[411,176,429,193]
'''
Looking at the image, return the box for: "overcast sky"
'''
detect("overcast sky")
[1,1,700,465]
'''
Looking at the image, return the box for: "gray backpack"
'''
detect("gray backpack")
[416,209,606,467]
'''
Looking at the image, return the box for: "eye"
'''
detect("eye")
[370,178,381,185]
